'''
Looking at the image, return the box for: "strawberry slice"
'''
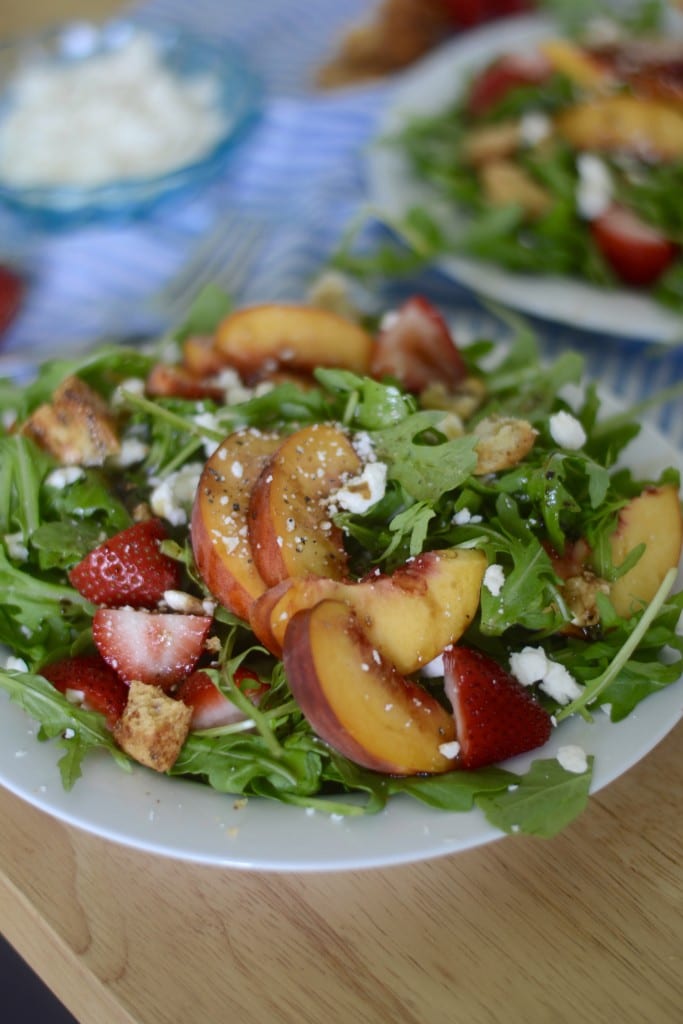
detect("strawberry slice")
[591,204,678,288]
[465,48,552,117]
[93,608,212,690]
[41,652,129,728]
[441,0,532,31]
[176,667,268,730]
[370,295,468,395]
[69,519,181,608]
[443,646,552,769]
[0,264,25,339]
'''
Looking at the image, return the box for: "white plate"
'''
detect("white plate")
[1,385,681,871]
[367,14,683,344]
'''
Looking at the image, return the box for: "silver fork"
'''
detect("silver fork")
[146,213,269,329]
[0,211,269,375]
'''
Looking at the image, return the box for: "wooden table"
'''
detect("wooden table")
[1,3,683,1022]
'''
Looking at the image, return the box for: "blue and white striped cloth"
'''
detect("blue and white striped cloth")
[1,0,682,444]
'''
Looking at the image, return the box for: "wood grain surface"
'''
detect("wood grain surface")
[2,719,682,1024]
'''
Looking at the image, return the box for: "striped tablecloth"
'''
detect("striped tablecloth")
[1,0,682,444]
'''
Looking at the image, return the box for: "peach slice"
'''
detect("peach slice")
[214,303,373,377]
[248,423,361,586]
[283,599,458,775]
[251,548,487,672]
[606,484,683,617]
[191,428,282,620]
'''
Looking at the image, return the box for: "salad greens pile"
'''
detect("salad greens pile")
[333,0,683,312]
[0,290,681,840]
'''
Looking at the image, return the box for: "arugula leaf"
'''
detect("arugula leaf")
[173,283,233,341]
[373,412,479,502]
[391,766,516,811]
[475,757,594,838]
[0,668,131,789]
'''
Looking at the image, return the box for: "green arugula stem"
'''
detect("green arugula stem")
[121,390,228,442]
[556,567,679,721]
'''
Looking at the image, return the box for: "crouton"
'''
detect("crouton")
[479,159,553,219]
[113,679,192,773]
[462,121,522,166]
[473,415,538,475]
[22,376,120,466]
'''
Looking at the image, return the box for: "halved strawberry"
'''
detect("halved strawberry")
[443,645,552,769]
[441,0,532,32]
[92,608,212,690]
[69,519,181,608]
[370,295,468,395]
[465,48,552,117]
[591,204,678,288]
[0,264,25,339]
[41,652,129,728]
[176,667,268,730]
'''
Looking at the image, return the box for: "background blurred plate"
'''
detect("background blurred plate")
[367,14,683,344]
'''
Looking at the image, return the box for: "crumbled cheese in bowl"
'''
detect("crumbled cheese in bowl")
[0,29,228,189]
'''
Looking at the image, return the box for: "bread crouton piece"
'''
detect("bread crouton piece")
[473,415,538,476]
[462,121,522,166]
[22,375,120,466]
[479,159,553,219]
[113,679,192,773]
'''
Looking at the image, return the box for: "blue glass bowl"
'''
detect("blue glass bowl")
[0,20,262,228]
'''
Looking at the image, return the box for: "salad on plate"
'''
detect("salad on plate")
[0,288,681,843]
[359,7,683,337]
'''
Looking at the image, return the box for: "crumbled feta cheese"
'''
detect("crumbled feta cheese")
[483,563,505,596]
[510,646,583,705]
[4,531,28,561]
[421,653,445,678]
[380,309,399,331]
[112,376,145,407]
[113,437,149,467]
[163,589,207,614]
[576,153,612,220]
[438,740,461,759]
[45,466,85,489]
[4,655,28,672]
[519,110,551,146]
[193,411,224,457]
[352,431,377,462]
[509,646,549,687]
[452,507,483,526]
[330,461,387,514]
[539,662,583,705]
[0,32,228,189]
[549,410,587,450]
[557,744,588,774]
[149,462,203,526]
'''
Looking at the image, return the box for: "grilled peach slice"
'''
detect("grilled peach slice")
[248,423,361,586]
[214,303,373,377]
[251,548,486,672]
[191,428,281,620]
[606,484,683,617]
[283,599,458,775]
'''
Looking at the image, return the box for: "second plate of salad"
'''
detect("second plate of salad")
[367,13,683,342]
